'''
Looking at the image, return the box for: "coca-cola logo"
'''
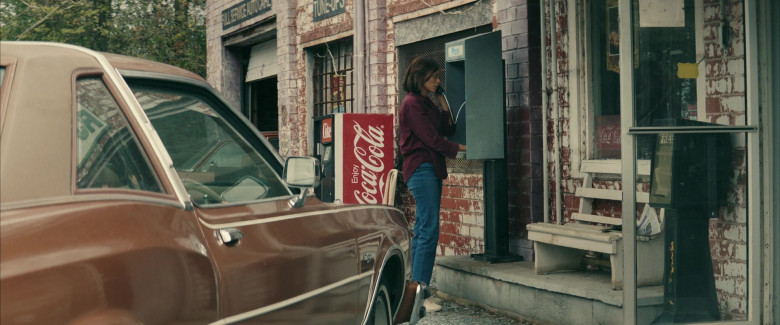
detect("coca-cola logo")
[321,118,333,143]
[351,121,387,204]
[598,126,621,146]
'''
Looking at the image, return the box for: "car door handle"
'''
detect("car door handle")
[217,228,243,247]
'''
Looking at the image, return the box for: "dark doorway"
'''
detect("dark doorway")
[247,77,279,150]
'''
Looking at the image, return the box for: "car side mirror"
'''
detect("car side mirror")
[283,156,321,207]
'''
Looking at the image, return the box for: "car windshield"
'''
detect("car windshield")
[128,82,291,205]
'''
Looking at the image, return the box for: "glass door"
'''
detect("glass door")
[617,0,760,323]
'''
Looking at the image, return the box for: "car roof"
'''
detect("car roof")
[0,42,205,82]
[0,42,204,205]
[1,42,106,204]
[101,52,205,82]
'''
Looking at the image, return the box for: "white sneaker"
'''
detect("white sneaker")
[423,298,442,312]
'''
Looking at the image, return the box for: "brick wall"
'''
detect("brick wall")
[289,1,488,256]
[497,0,542,260]
[289,0,359,157]
[206,0,242,107]
[270,0,532,259]
[702,0,748,319]
[387,0,543,260]
[389,0,493,258]
[206,0,540,263]
[367,1,394,115]
[276,0,299,156]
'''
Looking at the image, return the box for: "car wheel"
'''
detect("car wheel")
[367,284,392,325]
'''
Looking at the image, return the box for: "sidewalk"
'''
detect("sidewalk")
[410,296,533,325]
[432,256,664,325]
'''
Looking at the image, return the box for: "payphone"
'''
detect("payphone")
[444,31,505,160]
[443,31,518,263]
[649,119,732,322]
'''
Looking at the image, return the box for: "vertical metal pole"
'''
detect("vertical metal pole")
[618,0,637,324]
[769,2,780,322]
[744,0,763,321]
[353,0,366,112]
[472,157,521,263]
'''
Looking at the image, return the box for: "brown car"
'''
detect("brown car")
[0,42,426,325]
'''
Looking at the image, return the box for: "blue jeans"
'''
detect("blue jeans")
[406,163,442,286]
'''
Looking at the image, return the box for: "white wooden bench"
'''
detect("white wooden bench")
[527,173,664,290]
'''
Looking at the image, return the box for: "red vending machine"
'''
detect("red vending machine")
[315,113,394,204]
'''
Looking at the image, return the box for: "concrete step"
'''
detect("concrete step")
[433,256,664,325]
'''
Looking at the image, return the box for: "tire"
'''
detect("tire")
[367,284,392,325]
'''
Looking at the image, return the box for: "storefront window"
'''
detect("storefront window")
[633,0,746,128]
[312,38,353,117]
[628,0,750,323]
[591,0,623,160]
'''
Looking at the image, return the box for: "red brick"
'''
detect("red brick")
[440,222,458,235]
[442,185,464,198]
[439,210,457,223]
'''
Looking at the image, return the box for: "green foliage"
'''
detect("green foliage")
[0,0,207,77]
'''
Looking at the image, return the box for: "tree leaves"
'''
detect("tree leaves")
[1,0,207,77]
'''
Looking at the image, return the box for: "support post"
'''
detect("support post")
[471,158,521,263]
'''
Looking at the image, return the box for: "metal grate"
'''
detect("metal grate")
[312,39,354,117]
[397,26,492,173]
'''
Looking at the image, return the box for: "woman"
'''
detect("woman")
[399,56,466,312]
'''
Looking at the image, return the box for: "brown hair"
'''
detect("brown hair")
[402,56,440,94]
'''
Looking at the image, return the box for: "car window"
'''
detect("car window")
[0,67,5,88]
[194,141,244,171]
[128,83,291,205]
[76,77,163,192]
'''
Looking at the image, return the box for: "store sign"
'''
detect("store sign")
[313,0,345,22]
[222,0,271,30]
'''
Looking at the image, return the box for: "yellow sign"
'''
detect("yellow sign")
[677,63,699,79]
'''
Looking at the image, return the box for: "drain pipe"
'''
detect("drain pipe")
[540,0,549,223]
[549,0,562,225]
[354,0,367,112]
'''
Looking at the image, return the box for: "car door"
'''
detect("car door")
[124,77,363,324]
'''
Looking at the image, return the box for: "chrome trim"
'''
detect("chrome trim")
[197,205,404,229]
[194,194,298,208]
[409,283,426,325]
[360,245,406,325]
[628,125,758,134]
[103,64,193,208]
[209,271,374,324]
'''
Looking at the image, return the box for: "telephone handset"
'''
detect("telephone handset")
[435,85,456,123]
[437,85,465,124]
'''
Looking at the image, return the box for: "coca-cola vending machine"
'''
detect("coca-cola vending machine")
[314,113,394,204]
